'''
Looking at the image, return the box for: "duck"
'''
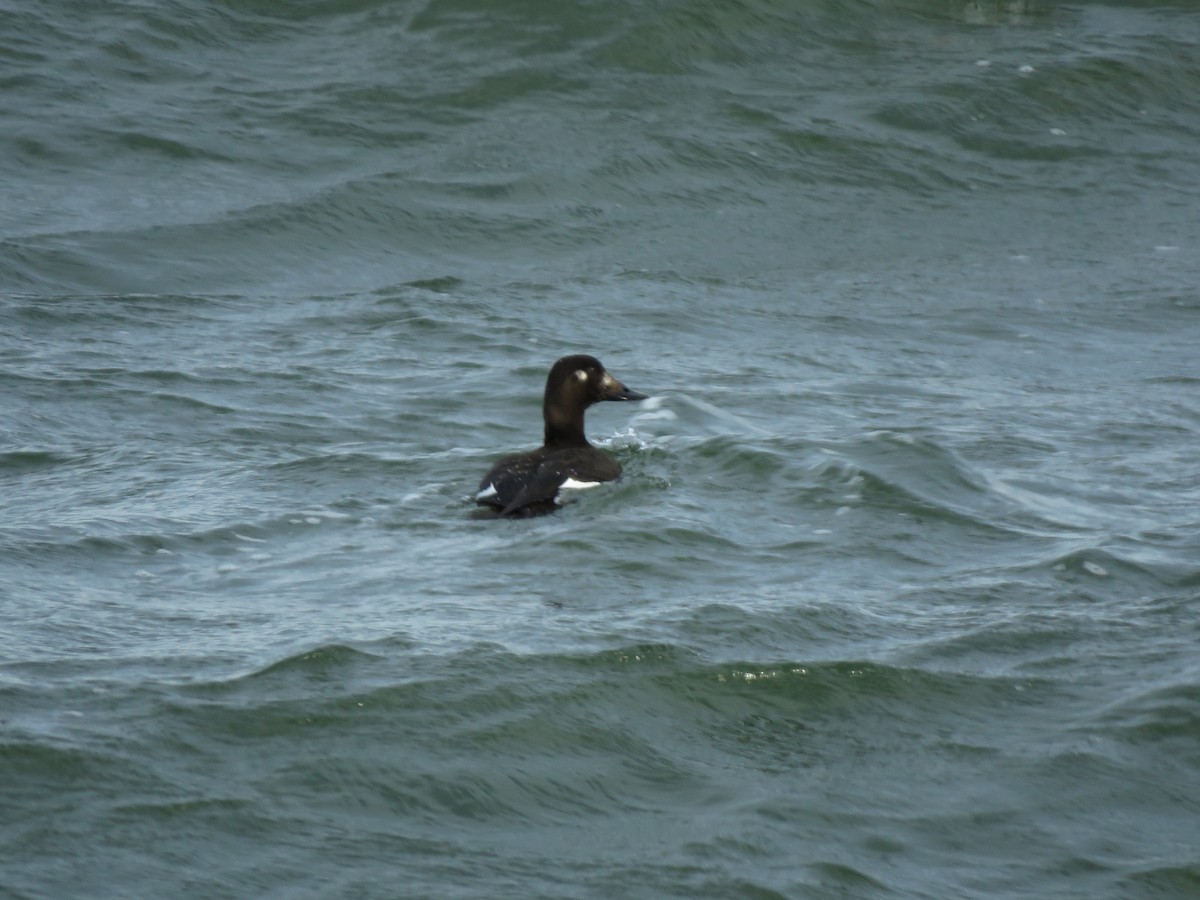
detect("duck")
[475,354,647,517]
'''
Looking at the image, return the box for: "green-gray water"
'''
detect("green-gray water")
[3,1,1199,897]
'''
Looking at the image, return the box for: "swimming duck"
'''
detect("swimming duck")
[475,354,647,517]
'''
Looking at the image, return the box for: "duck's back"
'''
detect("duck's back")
[476,446,622,517]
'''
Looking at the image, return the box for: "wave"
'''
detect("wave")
[1088,675,1200,745]
[5,626,1194,897]
[172,638,1045,744]
[618,425,1075,544]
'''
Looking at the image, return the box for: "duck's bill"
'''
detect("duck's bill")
[600,372,648,402]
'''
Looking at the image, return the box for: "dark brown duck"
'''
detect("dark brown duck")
[475,355,647,518]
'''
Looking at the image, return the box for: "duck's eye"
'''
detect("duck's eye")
[574,369,588,382]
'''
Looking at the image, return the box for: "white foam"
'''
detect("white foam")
[600,427,650,451]
[632,408,677,423]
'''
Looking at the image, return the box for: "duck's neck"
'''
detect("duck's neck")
[543,404,590,448]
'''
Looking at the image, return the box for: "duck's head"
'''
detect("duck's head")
[543,355,647,445]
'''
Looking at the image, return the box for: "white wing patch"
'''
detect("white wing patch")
[475,483,498,500]
[554,477,603,506]
[559,477,602,491]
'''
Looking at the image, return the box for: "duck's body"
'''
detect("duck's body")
[476,355,647,518]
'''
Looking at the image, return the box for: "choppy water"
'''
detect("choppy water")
[4,0,1200,897]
